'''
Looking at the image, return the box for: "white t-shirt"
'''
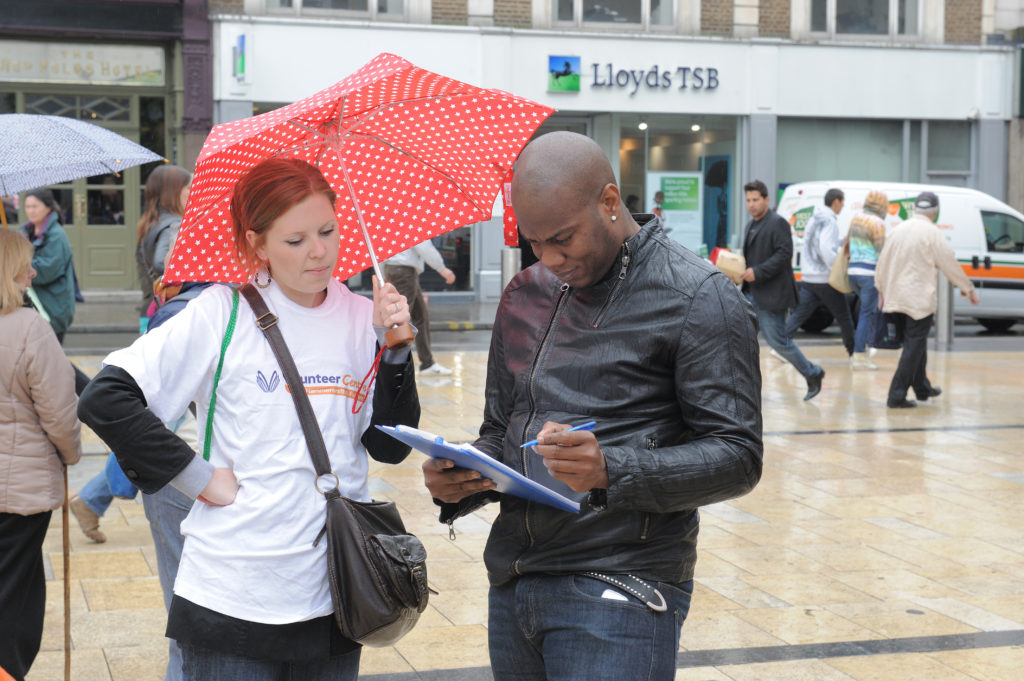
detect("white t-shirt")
[104,280,379,624]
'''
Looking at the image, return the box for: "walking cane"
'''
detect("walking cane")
[62,468,71,681]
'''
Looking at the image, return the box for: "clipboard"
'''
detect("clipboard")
[376,425,581,514]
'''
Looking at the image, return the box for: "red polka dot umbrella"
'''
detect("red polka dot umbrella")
[165,52,554,285]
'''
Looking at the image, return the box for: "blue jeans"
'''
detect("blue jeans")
[143,485,193,681]
[849,274,879,353]
[488,574,693,681]
[180,643,360,681]
[78,469,115,517]
[748,296,818,379]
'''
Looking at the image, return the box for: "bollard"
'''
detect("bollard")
[501,247,521,291]
[933,271,954,351]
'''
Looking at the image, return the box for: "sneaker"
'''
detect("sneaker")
[868,346,878,358]
[851,353,877,371]
[69,494,106,543]
[420,362,452,376]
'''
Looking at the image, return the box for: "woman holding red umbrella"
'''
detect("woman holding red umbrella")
[78,157,420,680]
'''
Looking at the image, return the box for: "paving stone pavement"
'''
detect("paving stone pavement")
[26,342,1024,681]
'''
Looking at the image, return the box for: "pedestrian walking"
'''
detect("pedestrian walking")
[422,132,763,680]
[78,157,420,680]
[741,179,825,400]
[784,187,856,359]
[848,189,890,369]
[384,239,456,375]
[0,229,81,681]
[21,188,75,342]
[875,191,979,408]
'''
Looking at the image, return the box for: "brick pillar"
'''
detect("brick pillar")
[945,0,982,44]
[433,0,469,25]
[494,0,531,28]
[758,0,790,38]
[701,0,733,35]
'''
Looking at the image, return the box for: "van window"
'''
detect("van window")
[981,211,1024,254]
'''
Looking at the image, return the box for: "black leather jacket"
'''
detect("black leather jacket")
[443,217,763,585]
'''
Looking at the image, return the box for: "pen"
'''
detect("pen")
[521,420,597,448]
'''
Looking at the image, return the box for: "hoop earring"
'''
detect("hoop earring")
[254,266,272,289]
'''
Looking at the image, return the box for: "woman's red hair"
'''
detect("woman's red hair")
[230,157,337,272]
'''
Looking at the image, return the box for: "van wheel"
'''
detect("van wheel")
[977,318,1016,333]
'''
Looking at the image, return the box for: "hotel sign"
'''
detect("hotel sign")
[0,40,165,87]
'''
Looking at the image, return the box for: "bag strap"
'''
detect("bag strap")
[238,285,337,493]
[202,287,239,461]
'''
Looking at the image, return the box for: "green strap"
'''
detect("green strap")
[203,288,239,461]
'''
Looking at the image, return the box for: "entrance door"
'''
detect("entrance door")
[21,92,149,289]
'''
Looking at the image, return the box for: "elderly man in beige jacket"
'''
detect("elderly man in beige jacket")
[875,191,979,408]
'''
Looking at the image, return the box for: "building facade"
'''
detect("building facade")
[0,0,212,290]
[205,0,1019,300]
[5,1,1021,296]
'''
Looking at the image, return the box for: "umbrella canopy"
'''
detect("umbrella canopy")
[0,113,163,196]
[165,52,554,285]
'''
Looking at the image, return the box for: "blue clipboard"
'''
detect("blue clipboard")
[376,425,581,514]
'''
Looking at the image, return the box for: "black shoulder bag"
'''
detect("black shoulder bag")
[239,284,429,647]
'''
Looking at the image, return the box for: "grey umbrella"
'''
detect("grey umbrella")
[0,113,164,225]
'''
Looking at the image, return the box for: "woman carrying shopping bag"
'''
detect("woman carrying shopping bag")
[78,157,420,680]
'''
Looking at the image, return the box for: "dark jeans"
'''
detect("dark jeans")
[384,264,434,369]
[488,574,693,681]
[888,313,935,403]
[784,282,855,355]
[0,511,52,681]
[180,642,359,681]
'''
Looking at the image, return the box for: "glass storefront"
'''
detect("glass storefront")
[619,113,741,252]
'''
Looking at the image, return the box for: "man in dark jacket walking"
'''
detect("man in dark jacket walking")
[422,132,763,680]
[741,180,825,400]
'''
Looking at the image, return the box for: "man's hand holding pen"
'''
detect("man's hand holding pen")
[529,421,608,493]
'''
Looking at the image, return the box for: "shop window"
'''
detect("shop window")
[778,118,903,186]
[620,114,739,251]
[810,0,919,37]
[266,0,406,19]
[0,92,14,114]
[23,94,131,122]
[555,0,673,29]
[927,121,970,172]
[981,211,1024,254]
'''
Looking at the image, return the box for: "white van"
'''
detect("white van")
[777,181,1024,332]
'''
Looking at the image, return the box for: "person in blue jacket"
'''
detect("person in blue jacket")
[22,189,75,341]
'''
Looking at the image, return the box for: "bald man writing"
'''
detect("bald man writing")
[421,132,763,679]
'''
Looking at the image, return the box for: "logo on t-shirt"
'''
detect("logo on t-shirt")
[256,370,280,393]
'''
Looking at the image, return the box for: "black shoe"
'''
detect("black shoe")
[916,386,942,402]
[804,368,825,401]
[887,398,917,409]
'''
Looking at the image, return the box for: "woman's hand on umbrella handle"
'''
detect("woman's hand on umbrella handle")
[372,275,410,328]
[198,467,239,506]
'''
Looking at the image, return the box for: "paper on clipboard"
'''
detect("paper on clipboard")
[376,425,581,514]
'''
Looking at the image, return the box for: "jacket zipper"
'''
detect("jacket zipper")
[591,241,631,328]
[513,282,572,576]
[640,436,656,540]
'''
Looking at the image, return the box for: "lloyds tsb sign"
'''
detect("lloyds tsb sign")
[590,63,719,96]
